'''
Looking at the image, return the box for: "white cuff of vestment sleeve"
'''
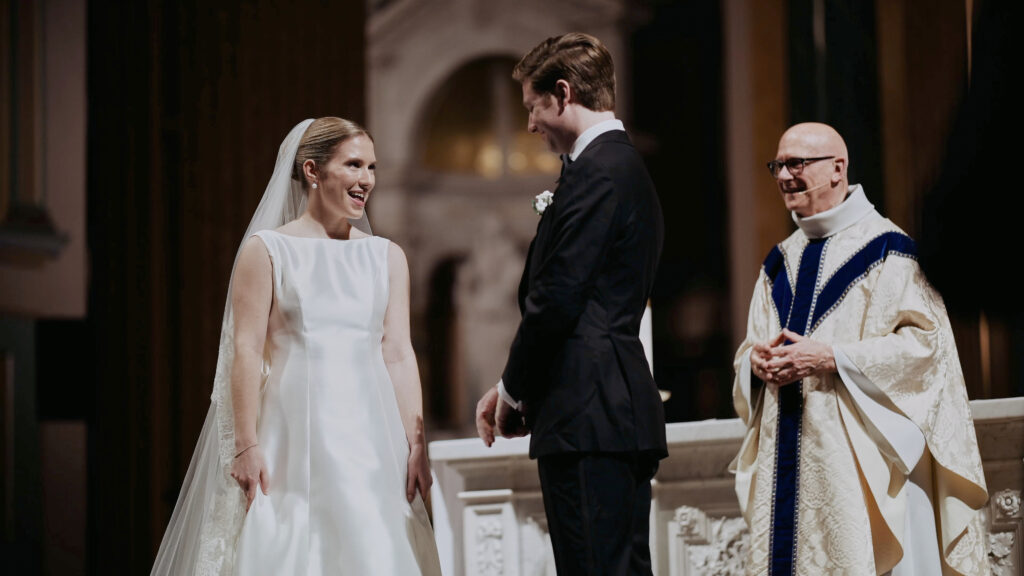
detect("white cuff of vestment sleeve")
[833,345,925,474]
[738,352,753,424]
[497,379,523,412]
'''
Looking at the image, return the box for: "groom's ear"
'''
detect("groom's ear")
[554,79,571,110]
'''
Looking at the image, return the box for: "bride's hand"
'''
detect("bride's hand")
[231,444,270,511]
[406,441,432,503]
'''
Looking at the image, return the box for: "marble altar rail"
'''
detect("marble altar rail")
[429,397,1024,576]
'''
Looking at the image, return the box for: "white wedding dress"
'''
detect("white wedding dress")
[231,229,441,575]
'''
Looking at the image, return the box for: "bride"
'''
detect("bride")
[151,118,442,575]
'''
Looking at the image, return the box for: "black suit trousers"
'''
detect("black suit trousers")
[537,452,659,576]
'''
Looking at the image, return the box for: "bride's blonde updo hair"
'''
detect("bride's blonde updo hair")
[292,117,373,190]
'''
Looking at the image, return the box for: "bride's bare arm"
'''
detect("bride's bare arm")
[382,241,432,503]
[229,237,273,509]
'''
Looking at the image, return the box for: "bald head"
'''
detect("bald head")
[773,123,850,217]
[779,123,849,162]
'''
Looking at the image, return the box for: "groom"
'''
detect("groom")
[476,33,666,575]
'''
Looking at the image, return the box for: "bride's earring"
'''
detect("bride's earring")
[312,182,318,189]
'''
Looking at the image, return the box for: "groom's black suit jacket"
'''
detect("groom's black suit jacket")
[502,129,667,460]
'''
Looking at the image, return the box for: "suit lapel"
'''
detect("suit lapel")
[518,237,535,312]
[517,130,629,314]
[519,179,559,312]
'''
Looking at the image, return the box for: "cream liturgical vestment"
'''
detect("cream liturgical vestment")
[731,186,989,575]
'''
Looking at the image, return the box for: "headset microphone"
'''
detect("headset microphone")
[784,180,831,195]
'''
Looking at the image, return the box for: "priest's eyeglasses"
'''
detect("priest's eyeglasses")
[766,156,835,178]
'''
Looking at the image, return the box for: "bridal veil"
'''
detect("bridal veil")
[151,119,371,575]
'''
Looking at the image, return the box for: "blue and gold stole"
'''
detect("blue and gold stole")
[761,231,916,575]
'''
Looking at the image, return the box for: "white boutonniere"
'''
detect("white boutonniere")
[533,190,554,215]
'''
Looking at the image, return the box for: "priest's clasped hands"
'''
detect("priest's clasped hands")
[750,329,838,386]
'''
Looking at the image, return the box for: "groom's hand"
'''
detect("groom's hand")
[496,399,529,438]
[475,387,499,446]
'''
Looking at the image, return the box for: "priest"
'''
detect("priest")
[731,122,989,575]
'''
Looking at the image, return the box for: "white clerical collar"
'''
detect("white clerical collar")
[792,184,877,239]
[569,118,625,161]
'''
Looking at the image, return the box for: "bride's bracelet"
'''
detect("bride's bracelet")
[234,443,258,458]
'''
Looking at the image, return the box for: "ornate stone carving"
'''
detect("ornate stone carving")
[476,516,504,576]
[988,531,1016,575]
[675,505,749,575]
[992,489,1021,520]
[987,489,1021,576]
[520,515,555,576]
[454,216,525,409]
[675,505,711,545]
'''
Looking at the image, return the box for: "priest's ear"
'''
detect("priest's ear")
[831,157,847,183]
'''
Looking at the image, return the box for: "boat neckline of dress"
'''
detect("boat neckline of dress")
[261,229,376,242]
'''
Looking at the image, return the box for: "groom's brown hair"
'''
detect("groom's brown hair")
[513,32,616,112]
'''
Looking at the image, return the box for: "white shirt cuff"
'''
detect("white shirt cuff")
[497,379,523,411]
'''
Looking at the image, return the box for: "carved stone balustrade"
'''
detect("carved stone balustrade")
[429,398,1024,576]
